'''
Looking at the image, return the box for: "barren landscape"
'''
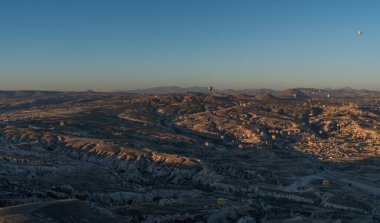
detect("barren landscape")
[0,88,379,223]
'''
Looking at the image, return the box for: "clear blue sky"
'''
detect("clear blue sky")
[1,0,379,91]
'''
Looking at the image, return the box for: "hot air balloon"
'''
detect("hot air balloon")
[208,86,213,92]
[217,198,226,207]
[322,179,330,188]
[358,30,363,36]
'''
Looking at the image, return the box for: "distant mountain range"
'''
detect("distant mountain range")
[116,86,379,97]
[117,86,276,95]
[0,87,378,99]
[116,86,215,94]
[0,90,62,98]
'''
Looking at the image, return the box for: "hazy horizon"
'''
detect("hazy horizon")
[1,0,380,91]
[0,85,378,93]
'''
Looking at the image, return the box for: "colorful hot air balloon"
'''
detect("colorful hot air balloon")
[217,198,226,207]
[322,179,330,188]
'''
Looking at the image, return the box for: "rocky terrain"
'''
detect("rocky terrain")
[0,89,379,223]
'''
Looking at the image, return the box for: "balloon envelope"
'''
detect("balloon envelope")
[322,179,330,188]
[217,198,226,207]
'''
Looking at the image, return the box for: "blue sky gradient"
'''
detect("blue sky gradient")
[1,0,379,91]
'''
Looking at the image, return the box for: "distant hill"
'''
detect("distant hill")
[276,89,310,100]
[117,86,280,95]
[255,93,279,101]
[117,86,216,94]
[3,87,376,98]
[116,86,380,97]
[237,88,277,96]
[0,90,62,98]
[296,87,379,98]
